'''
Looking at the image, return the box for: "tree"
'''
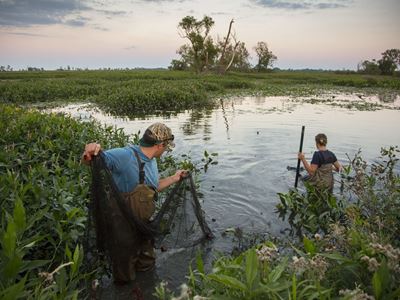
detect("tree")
[169,59,188,71]
[378,49,400,75]
[357,59,380,74]
[177,15,216,73]
[218,40,251,72]
[253,42,277,71]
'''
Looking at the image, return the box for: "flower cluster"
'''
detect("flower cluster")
[256,244,278,263]
[370,242,400,272]
[291,255,329,280]
[339,286,375,300]
[360,256,380,272]
[171,284,208,300]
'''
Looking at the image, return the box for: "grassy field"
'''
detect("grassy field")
[1,70,399,116]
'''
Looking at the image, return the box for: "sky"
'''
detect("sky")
[0,0,399,70]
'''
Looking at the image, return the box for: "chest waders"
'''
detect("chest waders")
[110,150,157,283]
[308,152,334,193]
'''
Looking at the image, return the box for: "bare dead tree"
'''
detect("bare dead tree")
[224,33,240,73]
[218,19,236,74]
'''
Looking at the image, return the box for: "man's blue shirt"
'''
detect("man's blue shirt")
[102,144,159,193]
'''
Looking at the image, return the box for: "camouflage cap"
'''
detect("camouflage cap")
[139,122,175,150]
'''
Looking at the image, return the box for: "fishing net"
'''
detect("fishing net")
[85,152,213,266]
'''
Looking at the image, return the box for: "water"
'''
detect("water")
[48,94,400,298]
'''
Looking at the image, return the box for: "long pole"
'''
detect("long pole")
[295,126,305,188]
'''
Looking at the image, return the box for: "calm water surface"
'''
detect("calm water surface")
[49,94,400,298]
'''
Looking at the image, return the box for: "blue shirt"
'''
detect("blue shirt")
[103,144,159,193]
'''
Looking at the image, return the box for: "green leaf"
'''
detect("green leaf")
[20,259,51,273]
[292,273,297,300]
[65,244,72,261]
[320,252,350,263]
[196,251,204,275]
[0,276,27,300]
[2,220,17,258]
[207,274,246,291]
[3,253,23,283]
[71,244,82,277]
[372,271,382,300]
[303,236,316,255]
[13,198,26,236]
[245,249,258,289]
[268,258,287,283]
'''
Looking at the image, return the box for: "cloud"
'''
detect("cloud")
[0,0,90,27]
[250,0,348,10]
[3,31,49,37]
[64,16,91,27]
[94,8,128,16]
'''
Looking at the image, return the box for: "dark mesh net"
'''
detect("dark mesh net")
[152,173,213,249]
[86,152,213,264]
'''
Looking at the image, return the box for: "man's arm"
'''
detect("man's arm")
[298,152,318,176]
[158,170,188,192]
[333,161,342,172]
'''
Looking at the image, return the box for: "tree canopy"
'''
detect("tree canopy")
[170,15,276,73]
[358,49,400,76]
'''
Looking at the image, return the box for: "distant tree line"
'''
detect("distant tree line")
[0,65,13,72]
[358,49,400,76]
[169,16,277,73]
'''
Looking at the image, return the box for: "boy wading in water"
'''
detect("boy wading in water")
[298,133,342,193]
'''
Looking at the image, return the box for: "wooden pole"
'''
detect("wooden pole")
[295,126,305,188]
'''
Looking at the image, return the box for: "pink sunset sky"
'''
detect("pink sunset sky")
[0,0,399,70]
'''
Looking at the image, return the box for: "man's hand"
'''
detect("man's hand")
[298,152,305,161]
[82,143,101,165]
[173,170,189,182]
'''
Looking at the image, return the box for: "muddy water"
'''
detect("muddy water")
[49,93,400,298]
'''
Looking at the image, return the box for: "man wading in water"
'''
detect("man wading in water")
[298,133,342,193]
[82,123,187,284]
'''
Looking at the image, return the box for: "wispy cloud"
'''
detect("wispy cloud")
[94,9,128,16]
[250,0,349,10]
[64,16,91,27]
[3,31,49,37]
[211,12,231,16]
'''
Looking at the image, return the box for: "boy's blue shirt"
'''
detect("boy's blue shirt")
[103,144,159,193]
